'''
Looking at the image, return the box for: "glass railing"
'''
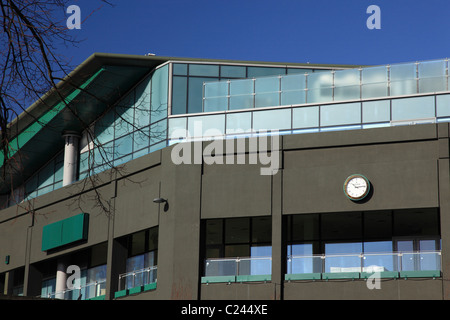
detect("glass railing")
[204,256,272,277]
[118,266,157,291]
[44,279,106,300]
[286,251,442,275]
[203,58,449,112]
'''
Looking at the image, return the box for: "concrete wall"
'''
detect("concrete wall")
[0,123,449,300]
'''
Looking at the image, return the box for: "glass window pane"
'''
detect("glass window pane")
[135,77,151,128]
[221,65,246,78]
[255,92,279,108]
[133,126,150,151]
[188,77,216,114]
[321,212,362,240]
[225,244,249,257]
[171,76,187,115]
[247,67,285,78]
[229,95,254,110]
[394,208,439,237]
[334,69,360,87]
[437,94,450,117]
[292,106,319,129]
[54,161,63,183]
[390,63,416,81]
[148,227,158,252]
[151,65,169,120]
[38,161,55,188]
[287,68,313,75]
[255,77,279,93]
[95,110,115,144]
[418,60,447,93]
[291,214,320,241]
[362,83,388,99]
[281,90,306,106]
[204,81,228,112]
[325,242,362,255]
[168,117,187,140]
[364,211,392,239]
[362,66,388,84]
[173,63,188,75]
[226,112,252,134]
[362,100,390,123]
[114,106,134,139]
[206,219,223,245]
[391,96,435,121]
[204,81,228,98]
[225,218,250,244]
[253,109,291,131]
[307,72,333,103]
[251,217,271,243]
[189,64,219,77]
[187,114,225,137]
[230,79,253,96]
[418,60,446,78]
[204,97,228,112]
[308,72,333,89]
[389,63,417,96]
[114,133,133,159]
[281,74,306,91]
[149,120,167,145]
[320,102,361,127]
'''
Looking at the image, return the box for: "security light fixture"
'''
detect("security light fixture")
[153,197,167,204]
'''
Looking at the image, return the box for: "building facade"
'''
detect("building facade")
[0,54,449,300]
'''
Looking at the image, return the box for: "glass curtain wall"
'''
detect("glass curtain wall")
[79,65,169,179]
[203,216,272,277]
[203,58,449,112]
[123,227,158,290]
[286,208,440,275]
[171,62,327,115]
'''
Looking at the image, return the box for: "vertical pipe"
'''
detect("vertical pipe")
[55,259,68,299]
[62,132,80,187]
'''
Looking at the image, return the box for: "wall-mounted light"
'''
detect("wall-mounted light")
[153,198,169,212]
[153,198,167,204]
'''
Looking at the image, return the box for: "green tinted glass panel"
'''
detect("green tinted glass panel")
[255,77,279,93]
[362,100,390,123]
[321,103,361,127]
[220,65,246,78]
[168,117,187,139]
[253,109,291,131]
[150,120,167,145]
[247,67,285,78]
[173,63,188,75]
[391,96,435,121]
[292,106,319,128]
[189,77,216,114]
[189,64,219,77]
[226,112,252,134]
[135,77,151,128]
[151,65,169,121]
[437,94,450,117]
[172,76,188,115]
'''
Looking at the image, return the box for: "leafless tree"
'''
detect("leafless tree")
[0,0,131,217]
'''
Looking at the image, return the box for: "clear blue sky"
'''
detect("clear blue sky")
[62,0,450,67]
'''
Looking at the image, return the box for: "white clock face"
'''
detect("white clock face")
[344,175,369,200]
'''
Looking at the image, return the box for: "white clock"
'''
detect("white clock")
[343,174,370,201]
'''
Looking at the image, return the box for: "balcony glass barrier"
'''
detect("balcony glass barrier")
[118,266,157,291]
[169,92,450,142]
[203,58,449,112]
[44,279,106,300]
[204,257,272,277]
[286,251,441,275]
